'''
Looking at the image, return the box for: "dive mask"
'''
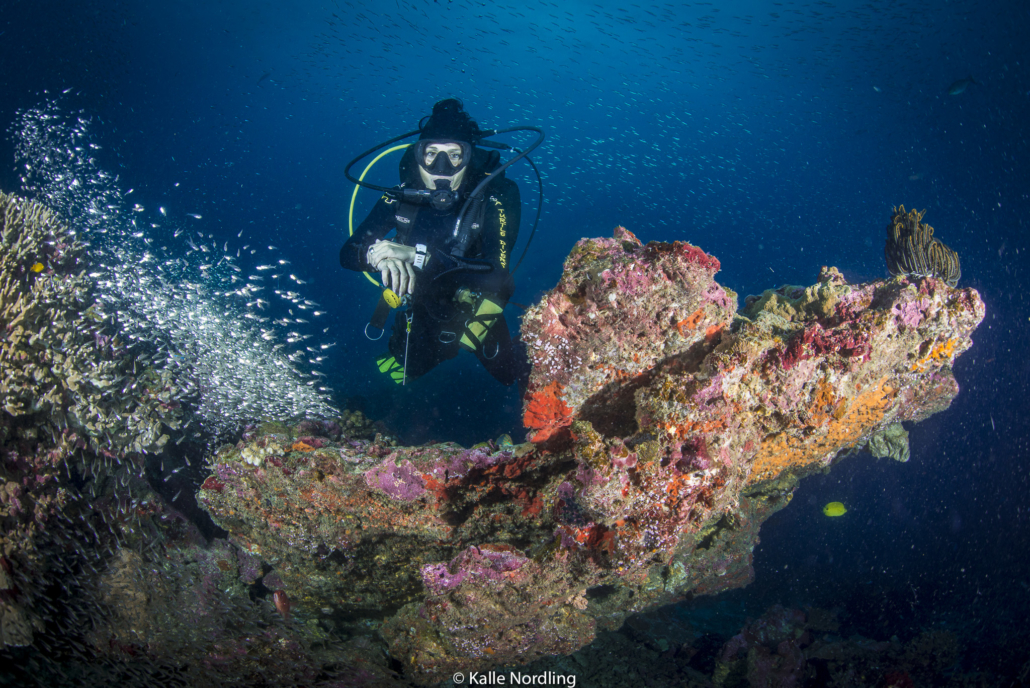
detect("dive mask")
[415,140,472,204]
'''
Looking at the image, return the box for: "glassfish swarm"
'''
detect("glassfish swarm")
[885,205,961,287]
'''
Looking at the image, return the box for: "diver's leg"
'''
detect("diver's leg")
[389,308,458,381]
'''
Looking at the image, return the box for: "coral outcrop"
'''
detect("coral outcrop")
[1,198,983,683]
[197,227,983,683]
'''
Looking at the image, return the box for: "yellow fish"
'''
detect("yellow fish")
[823,501,847,517]
[29,262,44,273]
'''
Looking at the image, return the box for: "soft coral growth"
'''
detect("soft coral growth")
[523,381,573,442]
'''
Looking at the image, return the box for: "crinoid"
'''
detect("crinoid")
[885,205,961,287]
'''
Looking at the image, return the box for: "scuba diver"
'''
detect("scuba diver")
[340,98,543,387]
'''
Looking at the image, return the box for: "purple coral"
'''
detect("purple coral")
[364,459,426,501]
[892,298,928,329]
[425,447,508,483]
[693,375,725,405]
[421,546,528,596]
[704,282,733,310]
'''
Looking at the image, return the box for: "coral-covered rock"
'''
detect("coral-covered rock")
[521,227,737,439]
[714,605,811,687]
[198,227,983,683]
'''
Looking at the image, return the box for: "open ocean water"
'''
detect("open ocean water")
[1,0,1029,685]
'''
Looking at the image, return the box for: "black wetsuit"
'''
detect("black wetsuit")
[340,147,526,386]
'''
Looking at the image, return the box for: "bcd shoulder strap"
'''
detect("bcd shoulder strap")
[451,194,490,258]
[393,202,419,242]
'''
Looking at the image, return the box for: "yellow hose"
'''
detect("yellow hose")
[349,143,412,287]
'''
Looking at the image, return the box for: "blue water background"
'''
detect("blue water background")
[2,0,1029,672]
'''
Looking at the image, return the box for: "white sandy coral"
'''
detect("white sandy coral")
[240,441,284,467]
[0,191,177,454]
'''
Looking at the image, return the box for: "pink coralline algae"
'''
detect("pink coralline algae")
[520,227,738,422]
[608,441,638,470]
[197,227,983,684]
[364,457,426,501]
[779,321,872,369]
[704,282,734,310]
[422,545,529,596]
[603,261,652,296]
[892,296,930,329]
[693,374,725,405]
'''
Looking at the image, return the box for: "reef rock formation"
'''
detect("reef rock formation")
[198,226,983,684]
